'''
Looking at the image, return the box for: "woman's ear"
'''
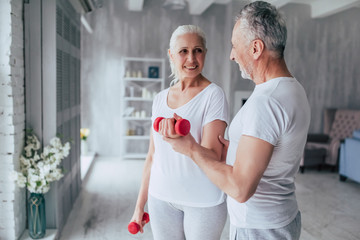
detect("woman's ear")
[251,39,264,60]
[168,49,173,61]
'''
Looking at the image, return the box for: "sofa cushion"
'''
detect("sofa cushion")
[329,110,360,140]
[307,133,329,142]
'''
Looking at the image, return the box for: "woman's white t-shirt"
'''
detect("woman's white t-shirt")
[149,83,229,207]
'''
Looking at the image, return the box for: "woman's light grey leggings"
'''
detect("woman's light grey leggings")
[148,194,227,240]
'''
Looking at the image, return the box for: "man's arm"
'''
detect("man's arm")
[164,134,274,203]
[158,113,226,161]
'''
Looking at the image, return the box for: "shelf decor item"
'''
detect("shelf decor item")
[80,128,90,156]
[13,130,71,239]
[148,66,159,78]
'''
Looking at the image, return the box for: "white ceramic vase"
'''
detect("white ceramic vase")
[81,140,88,156]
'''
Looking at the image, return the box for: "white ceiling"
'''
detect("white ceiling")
[127,0,360,18]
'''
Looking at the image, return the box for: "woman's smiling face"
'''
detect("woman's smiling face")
[169,33,206,80]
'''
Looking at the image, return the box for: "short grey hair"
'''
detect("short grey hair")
[236,1,287,58]
[168,25,207,86]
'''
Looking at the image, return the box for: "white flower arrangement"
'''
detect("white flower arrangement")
[14,131,71,194]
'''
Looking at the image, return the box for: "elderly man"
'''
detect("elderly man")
[162,1,310,239]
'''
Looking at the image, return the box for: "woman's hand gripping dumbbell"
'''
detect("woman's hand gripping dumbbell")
[128,212,150,234]
[153,114,191,136]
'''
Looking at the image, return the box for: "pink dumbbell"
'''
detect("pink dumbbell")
[153,117,191,136]
[128,212,150,234]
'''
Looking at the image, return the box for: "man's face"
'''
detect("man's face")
[230,21,253,80]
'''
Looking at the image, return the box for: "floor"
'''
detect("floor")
[60,157,360,240]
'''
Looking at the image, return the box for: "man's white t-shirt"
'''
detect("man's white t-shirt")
[149,83,229,207]
[226,77,311,229]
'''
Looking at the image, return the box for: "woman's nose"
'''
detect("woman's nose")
[187,52,196,62]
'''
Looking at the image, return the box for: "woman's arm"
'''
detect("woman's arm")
[130,130,155,233]
[200,119,227,161]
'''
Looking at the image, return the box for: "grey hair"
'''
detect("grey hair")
[168,25,207,86]
[235,1,287,58]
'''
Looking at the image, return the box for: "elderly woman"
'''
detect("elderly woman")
[130,25,229,240]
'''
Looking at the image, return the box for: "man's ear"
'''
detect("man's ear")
[251,39,264,60]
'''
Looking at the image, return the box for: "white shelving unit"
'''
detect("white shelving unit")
[121,57,165,160]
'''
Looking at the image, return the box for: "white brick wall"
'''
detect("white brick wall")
[0,0,26,239]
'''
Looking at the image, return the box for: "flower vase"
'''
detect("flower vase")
[28,193,46,239]
[81,139,88,156]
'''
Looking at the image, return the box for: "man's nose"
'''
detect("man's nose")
[230,49,235,61]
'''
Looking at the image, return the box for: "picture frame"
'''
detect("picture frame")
[148,66,159,78]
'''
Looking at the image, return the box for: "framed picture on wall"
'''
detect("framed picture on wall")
[148,66,159,78]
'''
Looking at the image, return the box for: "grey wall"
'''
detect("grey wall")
[81,0,360,157]
[81,0,236,156]
[283,4,360,133]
